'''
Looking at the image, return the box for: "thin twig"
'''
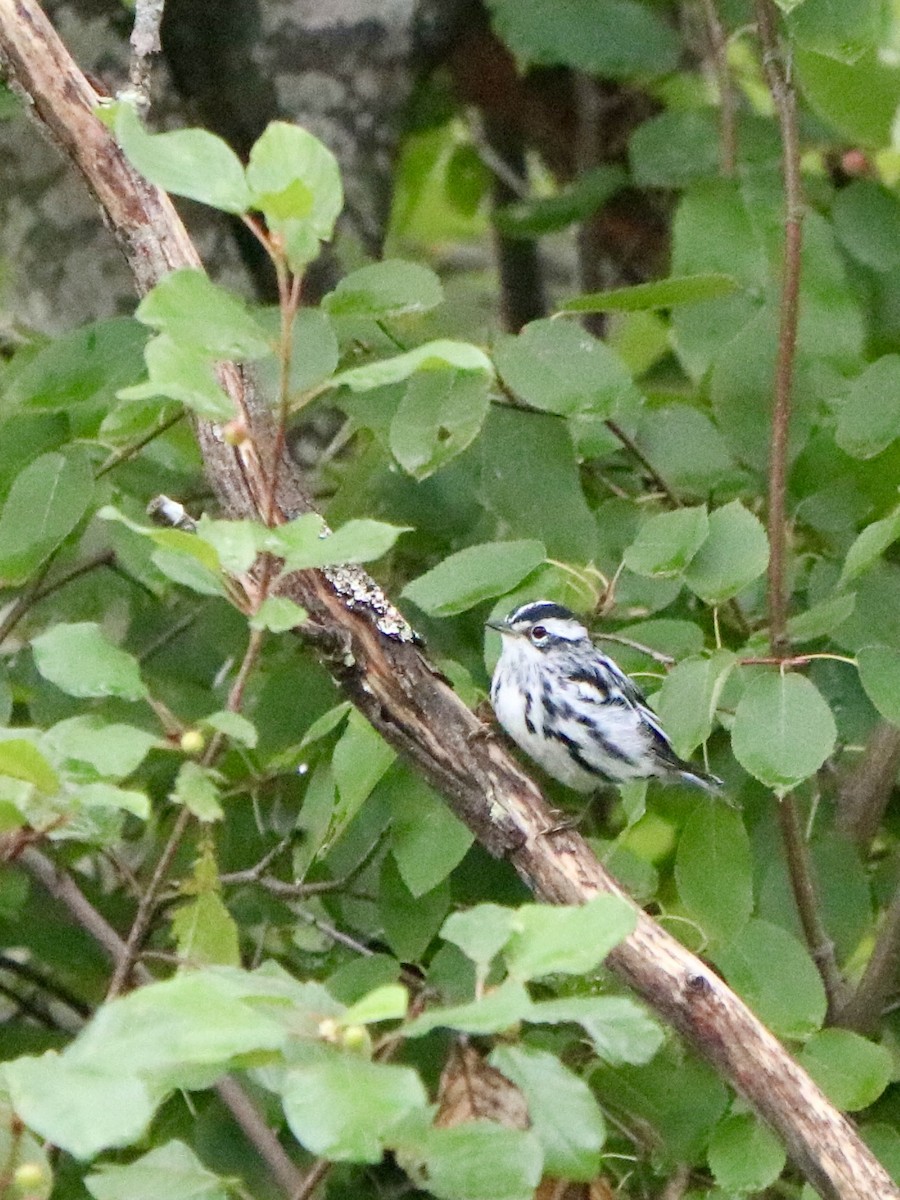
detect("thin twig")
[202,625,267,766]
[0,551,58,646]
[19,847,303,1198]
[215,1076,304,1199]
[0,549,115,647]
[0,952,91,1019]
[605,419,681,507]
[835,874,900,1035]
[105,806,192,998]
[291,1156,330,1200]
[127,0,165,113]
[836,722,900,848]
[700,0,737,176]
[755,0,803,656]
[264,268,302,526]
[95,409,185,478]
[777,796,847,1018]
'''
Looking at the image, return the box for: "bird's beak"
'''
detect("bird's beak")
[485,619,509,634]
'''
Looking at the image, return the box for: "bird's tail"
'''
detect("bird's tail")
[677,766,724,794]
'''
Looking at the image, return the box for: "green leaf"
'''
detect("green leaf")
[683,501,770,604]
[630,109,722,188]
[440,905,519,977]
[406,981,533,1039]
[44,717,158,780]
[528,995,664,1065]
[0,740,59,794]
[171,762,223,822]
[195,516,261,575]
[798,1028,892,1111]
[113,102,250,213]
[136,270,272,360]
[379,854,450,962]
[493,318,633,418]
[714,919,827,1038]
[334,339,493,392]
[390,368,491,480]
[4,318,147,412]
[833,180,900,272]
[332,711,396,837]
[32,623,148,702]
[288,309,339,394]
[708,1113,787,1193]
[171,892,240,968]
[402,539,545,617]
[281,1053,427,1162]
[324,260,443,319]
[270,515,409,571]
[201,710,258,748]
[504,895,636,981]
[840,509,900,586]
[623,506,709,578]
[560,273,738,314]
[486,0,679,77]
[74,783,150,819]
[119,334,234,421]
[300,702,352,748]
[836,356,900,459]
[479,407,598,563]
[494,166,625,238]
[249,596,308,633]
[787,0,882,64]
[246,122,343,268]
[634,404,736,493]
[652,651,737,758]
[388,773,473,897]
[86,1141,228,1200]
[71,970,287,1082]
[489,1045,605,1180]
[0,449,94,586]
[731,671,837,791]
[339,984,408,1026]
[3,1055,156,1159]
[675,803,753,947]
[787,593,857,642]
[403,1121,544,1200]
[856,645,900,724]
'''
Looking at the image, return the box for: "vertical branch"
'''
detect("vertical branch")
[753,2,844,1015]
[574,72,608,340]
[835,876,900,1035]
[755,0,803,657]
[128,0,165,112]
[699,0,737,176]
[777,797,847,1017]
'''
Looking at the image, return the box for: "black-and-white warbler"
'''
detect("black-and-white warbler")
[488,600,722,793]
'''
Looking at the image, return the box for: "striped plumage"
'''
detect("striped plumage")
[488,601,721,793]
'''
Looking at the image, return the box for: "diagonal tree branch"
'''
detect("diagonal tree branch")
[0,5,896,1198]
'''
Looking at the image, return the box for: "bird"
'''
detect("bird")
[487,600,722,794]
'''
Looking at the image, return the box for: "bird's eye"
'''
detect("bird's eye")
[530,625,548,643]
